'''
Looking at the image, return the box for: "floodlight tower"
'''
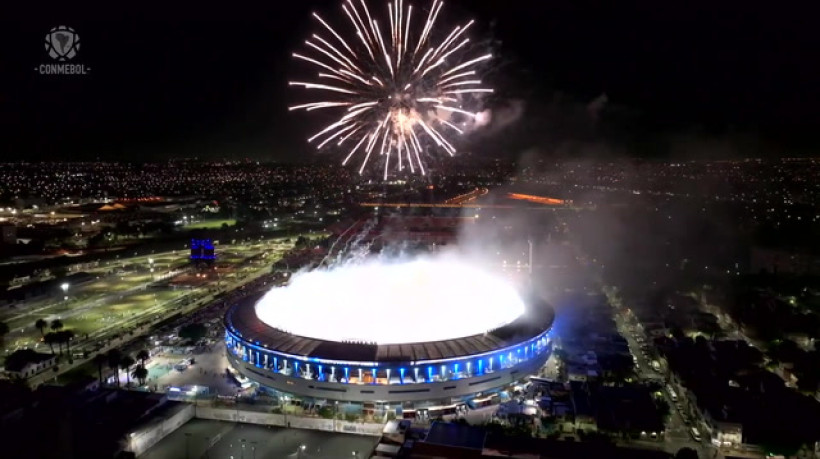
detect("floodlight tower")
[528,238,534,276]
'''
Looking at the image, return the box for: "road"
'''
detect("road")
[610,293,719,459]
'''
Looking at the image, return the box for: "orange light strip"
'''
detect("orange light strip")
[506,193,565,205]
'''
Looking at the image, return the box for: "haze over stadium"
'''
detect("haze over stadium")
[254,256,527,344]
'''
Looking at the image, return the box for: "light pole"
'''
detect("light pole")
[61,282,70,301]
[527,238,533,275]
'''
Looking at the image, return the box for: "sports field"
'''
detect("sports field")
[0,237,295,358]
[184,219,237,230]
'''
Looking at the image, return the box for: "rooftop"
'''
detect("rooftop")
[227,294,553,362]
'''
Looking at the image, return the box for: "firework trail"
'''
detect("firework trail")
[289,0,492,179]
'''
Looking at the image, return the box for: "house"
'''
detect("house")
[2,349,57,379]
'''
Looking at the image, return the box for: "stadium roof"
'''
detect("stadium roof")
[226,297,553,363]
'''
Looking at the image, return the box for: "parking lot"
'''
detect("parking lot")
[141,419,379,459]
[145,346,239,396]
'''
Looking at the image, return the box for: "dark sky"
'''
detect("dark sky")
[1,0,819,161]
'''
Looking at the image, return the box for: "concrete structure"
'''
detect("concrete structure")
[225,296,554,406]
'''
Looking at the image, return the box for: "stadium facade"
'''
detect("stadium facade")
[224,296,554,408]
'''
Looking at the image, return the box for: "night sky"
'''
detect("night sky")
[2,0,819,161]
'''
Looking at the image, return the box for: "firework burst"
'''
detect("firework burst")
[289,0,492,179]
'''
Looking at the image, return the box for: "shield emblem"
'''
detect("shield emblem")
[47,28,79,60]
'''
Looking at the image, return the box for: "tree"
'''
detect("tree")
[50,319,64,332]
[655,397,671,418]
[35,319,47,336]
[675,447,699,459]
[44,332,58,354]
[58,330,76,356]
[132,365,148,386]
[178,323,208,342]
[92,353,108,384]
[120,355,136,386]
[136,349,150,366]
[107,349,122,387]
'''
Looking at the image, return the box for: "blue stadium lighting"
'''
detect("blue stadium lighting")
[223,297,556,401]
[190,238,216,260]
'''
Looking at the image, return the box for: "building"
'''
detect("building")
[190,238,216,262]
[1,349,58,379]
[224,295,554,411]
[0,223,16,245]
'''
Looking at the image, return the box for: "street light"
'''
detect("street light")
[61,282,69,301]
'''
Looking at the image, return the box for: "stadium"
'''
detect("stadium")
[224,258,554,412]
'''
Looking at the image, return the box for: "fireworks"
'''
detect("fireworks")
[289,0,492,179]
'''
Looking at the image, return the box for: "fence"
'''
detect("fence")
[126,403,196,456]
[194,406,383,436]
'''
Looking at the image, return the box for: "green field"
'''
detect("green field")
[60,289,190,335]
[1,236,296,359]
[185,219,237,230]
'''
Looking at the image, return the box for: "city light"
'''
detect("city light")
[255,256,525,344]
